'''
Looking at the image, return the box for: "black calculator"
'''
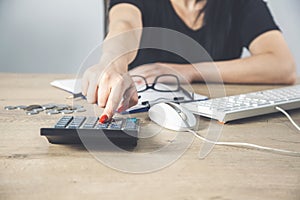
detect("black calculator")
[40,116,139,148]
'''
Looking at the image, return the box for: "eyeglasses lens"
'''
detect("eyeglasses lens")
[154,75,179,92]
[132,76,147,92]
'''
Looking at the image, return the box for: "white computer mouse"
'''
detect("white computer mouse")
[148,102,197,131]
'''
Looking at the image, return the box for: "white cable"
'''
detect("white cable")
[275,106,300,132]
[177,104,300,157]
[187,129,300,157]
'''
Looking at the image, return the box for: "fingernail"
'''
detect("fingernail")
[117,106,124,113]
[99,114,108,123]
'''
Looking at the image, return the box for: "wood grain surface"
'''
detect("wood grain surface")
[0,73,299,200]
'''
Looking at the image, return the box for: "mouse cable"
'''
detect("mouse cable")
[187,107,300,157]
[187,129,300,157]
[275,106,300,132]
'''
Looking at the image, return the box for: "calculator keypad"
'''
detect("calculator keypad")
[54,116,139,131]
[42,116,139,146]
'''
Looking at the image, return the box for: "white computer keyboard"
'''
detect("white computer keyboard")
[181,85,300,123]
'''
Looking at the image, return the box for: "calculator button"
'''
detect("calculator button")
[124,118,138,130]
[54,116,73,128]
[108,119,124,129]
[82,117,98,129]
[55,124,68,128]
[67,117,86,129]
[96,123,109,129]
[82,124,94,129]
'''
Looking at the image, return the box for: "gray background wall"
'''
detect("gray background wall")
[268,0,300,74]
[0,0,104,74]
[0,0,299,74]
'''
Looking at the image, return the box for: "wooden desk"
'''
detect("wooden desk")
[0,73,299,200]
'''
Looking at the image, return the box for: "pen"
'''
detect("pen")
[177,98,208,104]
[121,106,150,114]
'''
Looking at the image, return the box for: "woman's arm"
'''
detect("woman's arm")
[130,30,297,85]
[82,3,143,121]
[195,30,297,84]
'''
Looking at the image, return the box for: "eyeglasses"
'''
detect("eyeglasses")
[131,74,194,100]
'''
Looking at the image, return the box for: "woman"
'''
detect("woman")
[82,0,296,123]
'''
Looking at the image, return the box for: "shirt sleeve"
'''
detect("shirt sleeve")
[109,0,148,25]
[109,0,144,12]
[240,0,280,48]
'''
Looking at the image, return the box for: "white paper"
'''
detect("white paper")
[50,79,82,94]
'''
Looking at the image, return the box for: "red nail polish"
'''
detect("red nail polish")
[99,115,108,123]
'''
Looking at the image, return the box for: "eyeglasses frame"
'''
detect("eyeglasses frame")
[131,74,194,100]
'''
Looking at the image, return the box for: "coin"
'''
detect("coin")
[53,107,66,111]
[64,106,74,111]
[26,111,39,115]
[42,104,56,110]
[16,105,27,110]
[4,106,17,110]
[33,108,44,112]
[25,105,42,111]
[74,108,86,113]
[46,110,60,115]
[60,110,73,114]
[5,103,85,115]
[56,104,69,108]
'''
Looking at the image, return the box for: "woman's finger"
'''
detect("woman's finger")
[101,74,132,120]
[128,91,139,108]
[86,78,98,104]
[117,84,138,112]
[97,72,110,108]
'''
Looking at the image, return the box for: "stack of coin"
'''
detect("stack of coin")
[4,104,86,115]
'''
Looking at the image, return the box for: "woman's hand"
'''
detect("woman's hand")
[129,62,196,83]
[80,2,143,122]
[82,59,139,122]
